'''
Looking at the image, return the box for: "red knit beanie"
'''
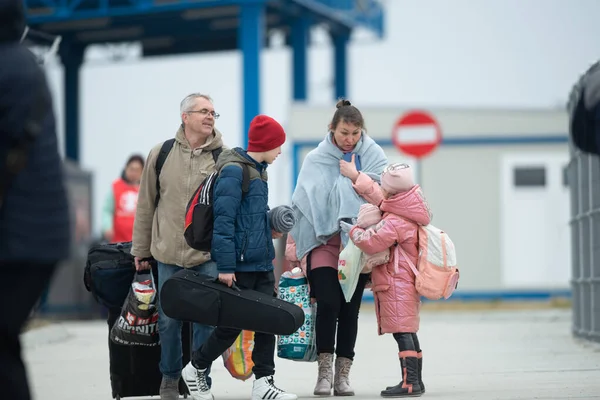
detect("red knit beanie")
[247,115,286,152]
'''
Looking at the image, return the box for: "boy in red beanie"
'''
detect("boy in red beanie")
[182,115,297,400]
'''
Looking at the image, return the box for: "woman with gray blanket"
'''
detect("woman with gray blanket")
[285,99,388,396]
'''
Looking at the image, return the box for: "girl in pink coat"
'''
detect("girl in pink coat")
[349,163,431,398]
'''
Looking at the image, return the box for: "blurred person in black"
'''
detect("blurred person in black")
[0,0,71,399]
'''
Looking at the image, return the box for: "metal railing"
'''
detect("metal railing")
[568,133,600,343]
[567,59,600,343]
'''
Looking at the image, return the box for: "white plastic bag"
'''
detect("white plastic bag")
[337,240,364,302]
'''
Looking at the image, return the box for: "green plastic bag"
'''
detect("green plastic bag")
[277,268,317,362]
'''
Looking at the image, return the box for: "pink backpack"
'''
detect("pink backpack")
[397,224,459,300]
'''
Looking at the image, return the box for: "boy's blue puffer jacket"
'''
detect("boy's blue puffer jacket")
[211,148,274,273]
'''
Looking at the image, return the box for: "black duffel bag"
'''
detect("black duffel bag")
[160,269,305,336]
[83,241,157,309]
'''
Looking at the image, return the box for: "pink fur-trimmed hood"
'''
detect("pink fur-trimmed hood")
[380,185,431,226]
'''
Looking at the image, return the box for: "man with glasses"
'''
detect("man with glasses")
[131,93,225,400]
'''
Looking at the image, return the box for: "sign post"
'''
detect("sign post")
[392,110,442,186]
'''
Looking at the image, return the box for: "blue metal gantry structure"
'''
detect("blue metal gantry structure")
[23,0,385,162]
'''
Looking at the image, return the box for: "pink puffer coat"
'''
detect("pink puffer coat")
[350,185,431,335]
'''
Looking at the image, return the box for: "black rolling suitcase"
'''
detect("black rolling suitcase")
[82,241,193,399]
[160,270,305,336]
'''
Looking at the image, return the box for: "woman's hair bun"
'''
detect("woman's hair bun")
[335,98,352,109]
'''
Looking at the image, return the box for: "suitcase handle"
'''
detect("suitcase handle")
[189,271,242,292]
[231,281,241,292]
[213,278,241,292]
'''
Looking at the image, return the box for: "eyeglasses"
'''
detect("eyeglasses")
[187,109,220,119]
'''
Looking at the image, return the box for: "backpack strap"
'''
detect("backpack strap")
[211,147,223,164]
[154,138,175,207]
[218,161,251,195]
[396,243,419,276]
[208,148,248,195]
[241,164,250,194]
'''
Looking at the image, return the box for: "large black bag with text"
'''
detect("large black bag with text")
[160,270,305,335]
[110,271,160,347]
[107,308,191,399]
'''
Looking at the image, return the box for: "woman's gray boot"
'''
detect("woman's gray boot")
[314,353,334,396]
[334,356,355,396]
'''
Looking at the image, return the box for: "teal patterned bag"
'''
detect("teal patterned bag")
[277,267,317,362]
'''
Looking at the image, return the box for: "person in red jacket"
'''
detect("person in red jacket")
[102,154,145,243]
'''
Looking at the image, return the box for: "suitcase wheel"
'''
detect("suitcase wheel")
[184,395,188,399]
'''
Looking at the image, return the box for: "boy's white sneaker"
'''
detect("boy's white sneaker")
[181,361,213,400]
[252,376,297,400]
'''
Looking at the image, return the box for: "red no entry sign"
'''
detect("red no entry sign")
[392,110,442,158]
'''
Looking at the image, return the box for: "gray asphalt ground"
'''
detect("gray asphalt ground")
[22,306,600,400]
